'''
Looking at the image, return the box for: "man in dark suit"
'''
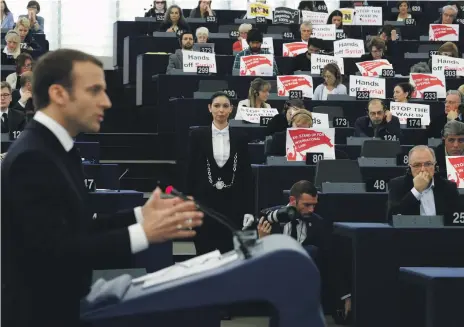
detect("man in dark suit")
[1,49,204,327]
[1,81,26,134]
[435,120,464,177]
[427,90,463,138]
[387,145,460,223]
[354,98,402,141]
[11,70,35,113]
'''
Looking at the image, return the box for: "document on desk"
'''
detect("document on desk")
[139,251,239,289]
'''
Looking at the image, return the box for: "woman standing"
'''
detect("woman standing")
[186,92,253,255]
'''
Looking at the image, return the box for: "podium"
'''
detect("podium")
[81,235,325,327]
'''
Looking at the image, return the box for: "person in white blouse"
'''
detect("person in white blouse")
[186,92,253,255]
[396,1,412,21]
[235,77,271,119]
[312,63,347,100]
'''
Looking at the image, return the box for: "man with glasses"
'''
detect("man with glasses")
[427,90,463,138]
[435,120,464,176]
[387,145,460,222]
[1,82,26,135]
[354,98,402,140]
[434,5,458,24]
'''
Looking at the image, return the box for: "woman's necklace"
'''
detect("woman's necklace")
[206,153,238,190]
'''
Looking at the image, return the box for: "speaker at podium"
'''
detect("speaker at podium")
[81,234,325,327]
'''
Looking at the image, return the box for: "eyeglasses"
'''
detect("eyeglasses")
[445,100,459,105]
[0,93,11,98]
[409,161,435,169]
[446,137,464,144]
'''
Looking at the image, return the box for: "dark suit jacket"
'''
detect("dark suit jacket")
[1,120,137,327]
[354,115,402,140]
[386,174,460,223]
[5,108,26,133]
[293,52,311,72]
[427,114,463,139]
[434,143,447,178]
[11,89,35,113]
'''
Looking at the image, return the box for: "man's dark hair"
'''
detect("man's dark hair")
[179,31,193,41]
[308,37,325,50]
[290,180,318,199]
[247,28,263,43]
[32,49,103,110]
[15,53,33,74]
[27,0,40,13]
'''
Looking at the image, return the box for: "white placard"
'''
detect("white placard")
[334,38,365,58]
[286,128,335,161]
[312,112,329,128]
[301,10,329,25]
[277,75,314,98]
[354,6,383,26]
[241,37,274,54]
[389,102,430,126]
[238,107,279,124]
[429,24,459,41]
[239,54,274,76]
[349,75,386,99]
[282,42,308,57]
[431,55,464,77]
[246,2,273,19]
[182,50,217,73]
[446,156,464,188]
[311,24,336,40]
[409,73,447,99]
[356,59,393,77]
[310,53,345,75]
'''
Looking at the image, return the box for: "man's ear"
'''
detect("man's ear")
[289,195,296,205]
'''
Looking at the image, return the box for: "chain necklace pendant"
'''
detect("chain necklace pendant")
[215,178,225,190]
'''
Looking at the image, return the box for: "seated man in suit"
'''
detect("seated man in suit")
[427,90,463,138]
[11,70,34,113]
[354,98,402,141]
[387,145,460,222]
[1,82,26,134]
[435,120,464,177]
[166,31,194,74]
[292,37,325,72]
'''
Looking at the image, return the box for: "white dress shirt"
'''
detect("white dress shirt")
[410,179,437,216]
[34,111,149,253]
[282,219,308,244]
[211,123,230,168]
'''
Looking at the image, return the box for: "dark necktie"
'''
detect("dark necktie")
[1,113,9,132]
[291,220,299,240]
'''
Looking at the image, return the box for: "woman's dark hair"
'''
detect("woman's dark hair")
[163,4,187,26]
[322,63,342,86]
[153,0,167,7]
[395,82,415,99]
[3,0,11,14]
[396,1,409,9]
[210,91,231,104]
[283,99,305,114]
[368,36,386,51]
[27,0,40,13]
[326,10,343,27]
[298,1,313,10]
[15,52,33,74]
[32,49,103,110]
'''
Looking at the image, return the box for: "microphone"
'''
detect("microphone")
[117,168,129,192]
[157,182,252,259]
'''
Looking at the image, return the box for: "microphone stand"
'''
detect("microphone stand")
[160,183,252,259]
[117,168,130,192]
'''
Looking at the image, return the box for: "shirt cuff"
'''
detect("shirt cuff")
[341,293,351,300]
[128,223,149,254]
[134,206,144,224]
[18,101,26,108]
[410,187,421,200]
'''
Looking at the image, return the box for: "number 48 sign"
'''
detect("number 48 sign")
[366,179,387,192]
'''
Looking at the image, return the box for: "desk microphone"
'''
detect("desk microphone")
[157,181,252,259]
[117,168,129,192]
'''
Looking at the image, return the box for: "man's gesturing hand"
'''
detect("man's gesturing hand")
[141,188,203,243]
[413,171,432,193]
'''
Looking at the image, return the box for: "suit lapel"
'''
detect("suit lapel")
[229,127,237,159]
[432,179,445,215]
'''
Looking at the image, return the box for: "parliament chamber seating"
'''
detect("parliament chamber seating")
[2,1,464,325]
